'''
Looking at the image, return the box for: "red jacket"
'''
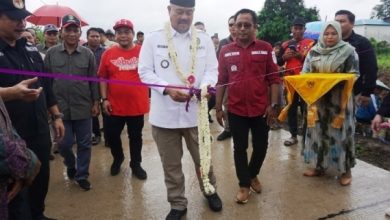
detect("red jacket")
[217,40,281,117]
[280,38,314,75]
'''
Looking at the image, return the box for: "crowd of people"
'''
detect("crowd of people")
[1,0,390,219]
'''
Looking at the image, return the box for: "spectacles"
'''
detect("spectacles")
[228,23,235,27]
[236,22,253,29]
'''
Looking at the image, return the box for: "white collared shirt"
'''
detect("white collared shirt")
[139,25,218,128]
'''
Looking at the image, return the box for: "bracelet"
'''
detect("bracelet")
[215,108,223,112]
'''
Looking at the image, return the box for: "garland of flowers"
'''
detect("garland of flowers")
[165,22,198,86]
[197,86,215,194]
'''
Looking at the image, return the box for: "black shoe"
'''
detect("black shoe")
[217,131,231,141]
[92,136,101,146]
[76,179,91,191]
[208,114,214,123]
[165,208,187,220]
[53,143,59,154]
[39,215,57,220]
[205,193,222,212]
[131,166,147,180]
[110,157,124,176]
[104,140,110,148]
[67,168,76,180]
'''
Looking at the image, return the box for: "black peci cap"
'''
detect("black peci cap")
[170,0,195,7]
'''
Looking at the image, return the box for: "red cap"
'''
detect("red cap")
[113,19,134,30]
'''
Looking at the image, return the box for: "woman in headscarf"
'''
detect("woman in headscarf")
[301,21,359,186]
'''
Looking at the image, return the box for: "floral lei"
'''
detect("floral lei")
[197,86,215,194]
[165,23,215,194]
[164,22,198,86]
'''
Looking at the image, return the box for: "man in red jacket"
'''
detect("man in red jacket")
[216,8,281,204]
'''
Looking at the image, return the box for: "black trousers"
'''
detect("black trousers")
[287,94,306,137]
[27,132,51,220]
[102,113,109,143]
[208,95,216,112]
[8,188,32,220]
[105,115,144,168]
[92,116,101,137]
[228,112,269,188]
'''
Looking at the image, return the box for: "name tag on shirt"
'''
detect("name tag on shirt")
[224,52,240,57]
[25,46,38,52]
[189,46,205,50]
[0,52,4,56]
[251,50,268,55]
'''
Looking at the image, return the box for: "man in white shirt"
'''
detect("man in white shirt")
[139,0,222,219]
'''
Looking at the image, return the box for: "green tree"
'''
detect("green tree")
[257,0,320,44]
[371,0,390,19]
[33,26,44,44]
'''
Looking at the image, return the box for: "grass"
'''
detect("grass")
[377,53,390,75]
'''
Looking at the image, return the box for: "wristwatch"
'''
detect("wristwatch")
[101,98,108,103]
[52,113,64,121]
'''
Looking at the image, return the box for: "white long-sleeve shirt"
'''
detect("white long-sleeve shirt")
[139,25,218,128]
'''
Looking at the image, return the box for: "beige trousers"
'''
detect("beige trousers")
[152,126,217,210]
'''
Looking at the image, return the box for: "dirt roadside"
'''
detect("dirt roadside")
[356,134,390,171]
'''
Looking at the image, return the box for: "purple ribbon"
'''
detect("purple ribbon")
[185,87,216,112]
[0,68,189,90]
[0,68,217,112]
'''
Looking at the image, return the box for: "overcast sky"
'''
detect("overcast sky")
[25,0,381,40]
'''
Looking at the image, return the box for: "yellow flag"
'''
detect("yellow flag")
[278,73,356,129]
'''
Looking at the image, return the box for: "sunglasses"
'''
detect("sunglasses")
[236,22,253,29]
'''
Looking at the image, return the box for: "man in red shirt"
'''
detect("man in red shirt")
[215,9,281,204]
[98,19,150,179]
[277,18,314,147]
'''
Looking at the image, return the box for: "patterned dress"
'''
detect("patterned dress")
[301,49,359,173]
[0,98,38,219]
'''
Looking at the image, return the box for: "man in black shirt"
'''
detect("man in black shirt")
[215,15,237,141]
[216,15,236,57]
[335,10,378,106]
[0,1,64,219]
